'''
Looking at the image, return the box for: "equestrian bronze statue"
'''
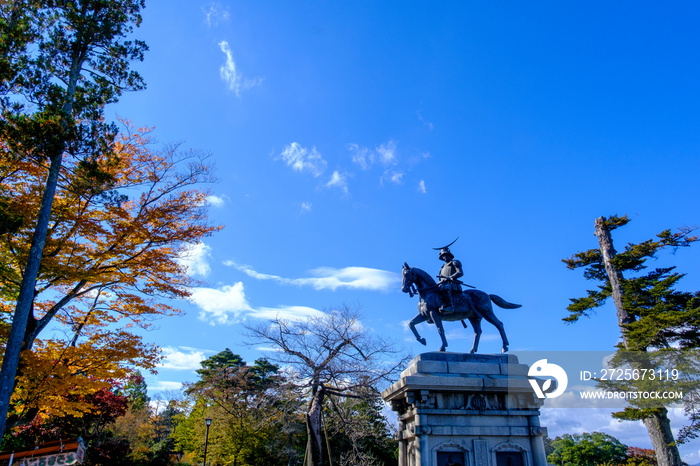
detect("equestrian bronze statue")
[402,258,521,354]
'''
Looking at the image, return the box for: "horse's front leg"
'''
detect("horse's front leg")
[468,316,482,354]
[409,314,427,346]
[430,310,448,352]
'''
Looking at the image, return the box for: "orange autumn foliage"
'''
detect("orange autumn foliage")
[11,332,159,421]
[0,123,220,424]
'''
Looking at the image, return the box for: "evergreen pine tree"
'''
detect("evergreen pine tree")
[564,215,700,465]
[123,371,150,412]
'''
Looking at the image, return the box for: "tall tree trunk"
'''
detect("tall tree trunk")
[594,217,634,331]
[306,387,324,466]
[0,151,63,434]
[0,3,89,435]
[594,216,682,466]
[644,408,684,466]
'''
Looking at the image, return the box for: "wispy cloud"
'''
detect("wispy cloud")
[202,2,229,27]
[279,142,327,177]
[326,170,349,193]
[301,202,312,213]
[348,143,372,170]
[189,281,324,325]
[348,140,398,169]
[176,242,212,277]
[388,171,404,184]
[416,110,434,130]
[349,140,410,186]
[218,41,262,96]
[225,262,399,292]
[219,41,240,92]
[159,346,208,370]
[293,139,430,194]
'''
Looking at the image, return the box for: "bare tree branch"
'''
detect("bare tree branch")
[244,304,410,466]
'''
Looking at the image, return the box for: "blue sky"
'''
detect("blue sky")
[108,1,700,460]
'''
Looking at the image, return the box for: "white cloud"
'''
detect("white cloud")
[202,2,229,27]
[326,170,349,193]
[307,266,398,290]
[249,306,326,321]
[218,41,262,96]
[279,142,327,177]
[159,346,207,370]
[418,180,427,193]
[207,195,226,207]
[227,262,399,292]
[176,242,212,277]
[301,202,312,212]
[190,281,252,324]
[189,281,325,325]
[149,381,183,392]
[376,140,397,166]
[256,346,284,353]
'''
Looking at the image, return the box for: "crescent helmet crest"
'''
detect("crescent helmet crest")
[432,237,459,251]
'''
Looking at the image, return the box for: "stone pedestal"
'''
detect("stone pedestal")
[382,352,548,466]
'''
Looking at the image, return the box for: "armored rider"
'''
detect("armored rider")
[436,243,463,313]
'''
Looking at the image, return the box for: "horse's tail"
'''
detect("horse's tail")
[489,294,522,309]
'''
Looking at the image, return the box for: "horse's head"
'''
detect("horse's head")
[402,262,418,297]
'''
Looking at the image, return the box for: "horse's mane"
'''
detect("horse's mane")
[412,267,437,287]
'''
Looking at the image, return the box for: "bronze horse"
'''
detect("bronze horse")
[401,263,520,353]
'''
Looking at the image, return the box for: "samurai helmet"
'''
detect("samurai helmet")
[433,237,458,260]
[438,248,454,260]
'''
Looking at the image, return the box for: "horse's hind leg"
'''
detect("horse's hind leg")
[481,305,509,353]
[468,316,482,354]
[409,314,428,346]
